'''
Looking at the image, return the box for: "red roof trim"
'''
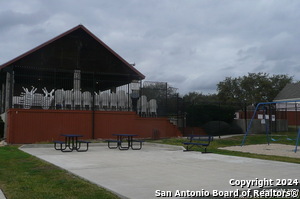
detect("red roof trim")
[0,25,145,79]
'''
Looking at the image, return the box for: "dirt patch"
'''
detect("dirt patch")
[219,144,300,159]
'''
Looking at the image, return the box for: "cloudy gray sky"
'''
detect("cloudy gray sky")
[1,0,300,94]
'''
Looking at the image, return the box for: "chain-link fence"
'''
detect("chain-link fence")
[3,67,300,138]
[2,67,139,112]
[180,101,300,136]
[1,69,180,119]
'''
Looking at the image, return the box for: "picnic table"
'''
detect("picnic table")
[106,134,144,150]
[53,134,91,152]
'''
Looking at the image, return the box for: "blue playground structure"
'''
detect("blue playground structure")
[241,100,300,153]
[295,129,300,153]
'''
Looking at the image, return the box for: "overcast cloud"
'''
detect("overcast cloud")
[1,0,300,94]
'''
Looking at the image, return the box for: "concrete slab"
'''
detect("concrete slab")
[20,143,300,199]
[0,190,6,199]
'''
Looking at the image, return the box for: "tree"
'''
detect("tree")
[216,77,242,103]
[142,81,178,115]
[183,92,218,106]
[217,72,293,104]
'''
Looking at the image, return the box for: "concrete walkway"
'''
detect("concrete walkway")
[20,143,300,199]
[0,190,6,199]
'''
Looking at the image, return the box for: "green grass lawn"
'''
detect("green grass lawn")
[0,146,119,199]
[150,132,300,164]
[0,132,299,198]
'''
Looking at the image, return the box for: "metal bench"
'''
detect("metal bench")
[53,139,91,152]
[131,140,145,150]
[105,139,121,149]
[76,140,91,152]
[105,139,144,150]
[53,140,66,151]
[183,135,213,153]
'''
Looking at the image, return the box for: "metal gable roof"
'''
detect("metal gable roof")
[274,82,300,101]
[0,24,145,80]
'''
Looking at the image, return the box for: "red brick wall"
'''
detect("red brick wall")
[236,110,300,126]
[6,109,182,144]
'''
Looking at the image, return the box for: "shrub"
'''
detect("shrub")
[186,104,236,127]
[203,121,243,136]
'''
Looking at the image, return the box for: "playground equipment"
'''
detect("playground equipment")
[295,129,300,153]
[241,100,300,153]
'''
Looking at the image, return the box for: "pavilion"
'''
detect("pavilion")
[0,25,181,143]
